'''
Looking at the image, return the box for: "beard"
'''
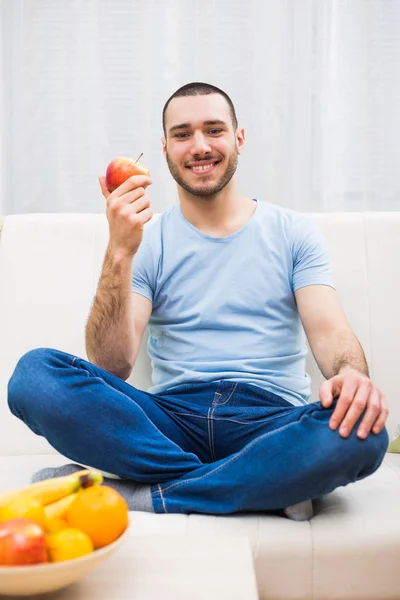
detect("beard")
[165,148,238,198]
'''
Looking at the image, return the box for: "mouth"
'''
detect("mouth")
[186,160,221,176]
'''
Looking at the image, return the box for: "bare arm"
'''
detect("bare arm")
[85,247,152,379]
[295,284,389,440]
[85,172,153,379]
[295,284,369,379]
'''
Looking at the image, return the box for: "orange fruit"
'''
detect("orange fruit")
[46,516,68,534]
[0,495,47,531]
[46,528,93,562]
[65,486,128,549]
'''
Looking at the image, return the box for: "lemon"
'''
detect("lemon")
[46,516,68,534]
[46,527,93,562]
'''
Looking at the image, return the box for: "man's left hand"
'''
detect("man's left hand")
[319,368,389,439]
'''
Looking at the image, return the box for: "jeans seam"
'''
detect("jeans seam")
[212,392,222,407]
[208,383,238,461]
[216,382,238,406]
[214,416,288,425]
[207,406,216,462]
[162,410,293,426]
[159,418,298,495]
[210,405,217,461]
[169,411,207,418]
[157,483,167,513]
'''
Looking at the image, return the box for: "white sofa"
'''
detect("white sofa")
[0,211,399,600]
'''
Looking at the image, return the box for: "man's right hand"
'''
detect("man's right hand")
[99,174,153,259]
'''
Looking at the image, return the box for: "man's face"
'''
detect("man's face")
[162,94,244,197]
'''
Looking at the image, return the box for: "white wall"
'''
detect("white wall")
[1,0,400,215]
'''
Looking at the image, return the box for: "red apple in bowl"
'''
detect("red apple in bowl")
[0,518,48,566]
[105,155,151,193]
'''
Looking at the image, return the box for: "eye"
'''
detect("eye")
[174,132,190,139]
[208,129,223,135]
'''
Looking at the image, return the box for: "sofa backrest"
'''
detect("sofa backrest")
[0,211,398,456]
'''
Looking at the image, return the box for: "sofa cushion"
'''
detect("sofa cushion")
[0,214,153,456]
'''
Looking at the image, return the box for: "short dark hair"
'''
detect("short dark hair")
[162,82,238,136]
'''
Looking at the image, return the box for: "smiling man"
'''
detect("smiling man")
[164,101,240,198]
[8,82,389,519]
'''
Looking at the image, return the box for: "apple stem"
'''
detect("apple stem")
[135,153,143,163]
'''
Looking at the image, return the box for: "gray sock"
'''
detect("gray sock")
[32,463,154,512]
[283,500,313,521]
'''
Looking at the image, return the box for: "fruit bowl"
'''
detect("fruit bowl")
[0,522,130,597]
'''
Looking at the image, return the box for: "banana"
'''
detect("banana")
[45,492,78,522]
[0,469,103,509]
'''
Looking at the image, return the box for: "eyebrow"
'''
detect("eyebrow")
[168,119,228,134]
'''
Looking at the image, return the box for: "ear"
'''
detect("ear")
[235,128,245,154]
[161,137,167,159]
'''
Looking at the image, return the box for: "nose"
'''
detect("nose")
[190,132,212,156]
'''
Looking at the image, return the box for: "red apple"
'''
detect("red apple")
[0,518,48,566]
[105,155,150,193]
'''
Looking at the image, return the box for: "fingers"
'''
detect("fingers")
[326,375,389,439]
[99,174,152,202]
[357,388,389,438]
[367,390,389,436]
[328,376,358,434]
[98,176,110,199]
[112,174,152,196]
[108,187,147,213]
[319,378,336,407]
[335,380,373,438]
[352,385,380,438]
[101,172,152,258]
[129,206,153,226]
[119,194,150,218]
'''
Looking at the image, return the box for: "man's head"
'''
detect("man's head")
[162,82,238,136]
[162,82,244,198]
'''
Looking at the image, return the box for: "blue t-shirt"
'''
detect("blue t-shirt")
[132,200,334,405]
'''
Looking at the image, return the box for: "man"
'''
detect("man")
[8,82,389,520]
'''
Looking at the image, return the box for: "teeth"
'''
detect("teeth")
[191,163,215,172]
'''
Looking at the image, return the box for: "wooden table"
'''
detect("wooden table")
[37,535,259,600]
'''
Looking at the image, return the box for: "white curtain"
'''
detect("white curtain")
[1,0,399,215]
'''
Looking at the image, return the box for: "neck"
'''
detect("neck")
[178,178,255,237]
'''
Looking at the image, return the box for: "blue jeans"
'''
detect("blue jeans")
[8,348,388,515]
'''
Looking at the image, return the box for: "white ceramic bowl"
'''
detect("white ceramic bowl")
[0,524,130,597]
